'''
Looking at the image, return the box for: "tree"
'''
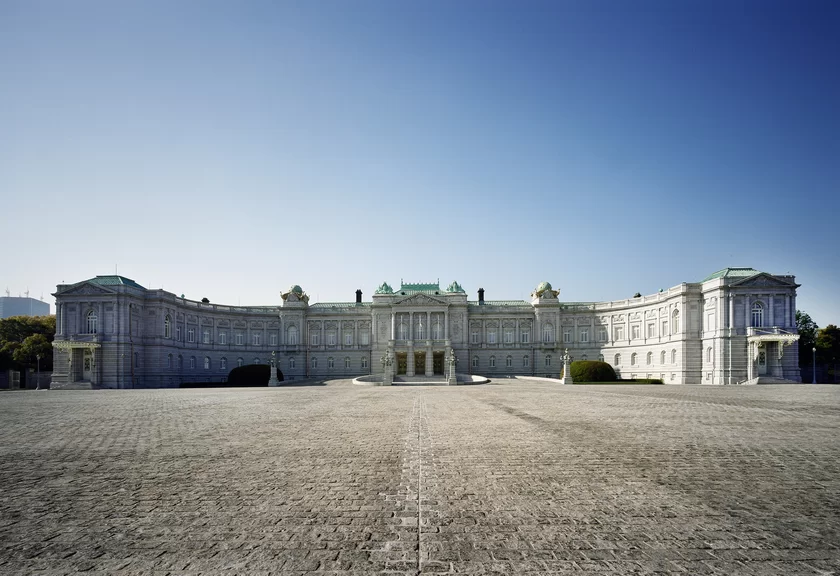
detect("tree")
[796,310,818,368]
[0,315,56,370]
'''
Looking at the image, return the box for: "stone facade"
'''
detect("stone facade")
[50,269,802,388]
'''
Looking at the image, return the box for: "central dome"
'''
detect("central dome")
[290,285,303,295]
[536,281,552,292]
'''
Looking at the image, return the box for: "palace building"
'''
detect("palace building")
[50,268,802,388]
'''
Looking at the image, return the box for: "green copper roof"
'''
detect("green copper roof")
[702,268,764,282]
[310,302,372,308]
[468,300,530,307]
[89,275,146,290]
[400,281,440,292]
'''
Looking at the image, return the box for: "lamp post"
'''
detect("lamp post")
[36,354,41,390]
[812,347,817,384]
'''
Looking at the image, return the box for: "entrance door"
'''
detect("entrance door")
[415,352,426,375]
[433,352,444,375]
[396,352,408,375]
[83,349,93,381]
[758,350,767,375]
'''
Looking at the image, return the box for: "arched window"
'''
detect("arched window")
[189,356,196,369]
[237,357,244,367]
[489,356,496,368]
[253,357,260,364]
[134,352,139,368]
[178,355,183,370]
[287,325,298,345]
[661,351,666,364]
[311,357,318,369]
[86,310,98,334]
[646,352,652,365]
[672,310,680,333]
[344,357,350,369]
[433,319,442,340]
[399,317,408,340]
[361,357,368,369]
[328,357,334,368]
[545,355,552,367]
[543,323,554,343]
[204,357,210,370]
[671,349,677,364]
[614,354,621,366]
[472,356,479,369]
[707,347,714,363]
[751,302,764,327]
[289,357,296,369]
[505,355,512,368]
[631,353,637,366]
[164,315,171,338]
[220,357,227,370]
[167,354,172,369]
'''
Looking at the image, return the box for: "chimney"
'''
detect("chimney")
[478,288,485,304]
[355,289,362,304]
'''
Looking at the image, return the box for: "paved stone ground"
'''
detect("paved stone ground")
[1,381,839,575]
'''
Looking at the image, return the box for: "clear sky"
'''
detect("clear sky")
[2,0,838,327]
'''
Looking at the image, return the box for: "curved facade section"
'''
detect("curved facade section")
[50,269,801,388]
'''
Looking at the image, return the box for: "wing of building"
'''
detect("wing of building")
[50,269,801,389]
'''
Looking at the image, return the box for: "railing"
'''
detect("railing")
[747,327,794,336]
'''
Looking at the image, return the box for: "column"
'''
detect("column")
[354,321,358,349]
[391,313,395,340]
[729,293,735,331]
[426,311,431,340]
[409,312,414,341]
[338,322,342,349]
[515,319,520,349]
[444,310,449,340]
[769,295,775,327]
[747,342,754,380]
[320,322,324,349]
[426,340,433,376]
[785,295,791,329]
[745,297,750,330]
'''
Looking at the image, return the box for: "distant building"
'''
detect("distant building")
[50,269,803,389]
[0,296,50,319]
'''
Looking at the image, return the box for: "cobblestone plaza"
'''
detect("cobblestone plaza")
[1,381,839,575]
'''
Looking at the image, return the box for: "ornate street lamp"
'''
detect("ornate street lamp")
[812,347,817,384]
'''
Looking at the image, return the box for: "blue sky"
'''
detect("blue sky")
[2,0,838,327]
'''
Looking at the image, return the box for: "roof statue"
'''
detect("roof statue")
[375,281,394,294]
[281,284,309,302]
[445,281,465,293]
[532,281,559,299]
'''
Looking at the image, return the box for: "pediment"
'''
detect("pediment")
[58,282,114,296]
[730,273,797,288]
[396,293,446,306]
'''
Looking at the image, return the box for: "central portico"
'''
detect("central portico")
[373,280,466,379]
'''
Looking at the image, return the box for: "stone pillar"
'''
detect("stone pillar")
[729,293,735,331]
[448,347,458,386]
[769,295,775,327]
[444,311,449,340]
[354,321,358,349]
[391,313,395,340]
[745,297,750,329]
[747,342,754,380]
[409,312,414,341]
[407,341,415,376]
[785,295,791,329]
[425,341,433,376]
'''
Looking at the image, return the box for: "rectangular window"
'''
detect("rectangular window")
[489,357,496,367]
[648,323,655,338]
[521,331,529,344]
[219,332,227,345]
[270,333,277,346]
[360,332,369,346]
[471,331,479,344]
[361,357,368,369]
[236,333,243,345]
[504,330,514,344]
[327,332,336,346]
[253,333,261,346]
[545,356,551,367]
[472,357,478,368]
[203,330,210,344]
[598,328,607,342]
[563,330,571,343]
[176,326,181,341]
[505,356,512,367]
[524,355,530,367]
[345,333,352,346]
[614,326,624,341]
[580,329,589,343]
[662,321,668,336]
[311,333,320,346]
[631,325,640,340]
[187,328,195,343]
[488,331,497,344]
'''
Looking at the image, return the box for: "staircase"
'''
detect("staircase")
[739,377,800,385]
[392,375,450,386]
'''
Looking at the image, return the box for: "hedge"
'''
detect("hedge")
[226,364,284,386]
[569,360,617,382]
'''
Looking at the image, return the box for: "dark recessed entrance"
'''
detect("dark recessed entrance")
[433,352,445,375]
[396,352,408,375]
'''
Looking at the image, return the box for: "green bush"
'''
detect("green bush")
[569,360,617,382]
[226,364,283,386]
[624,378,663,384]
